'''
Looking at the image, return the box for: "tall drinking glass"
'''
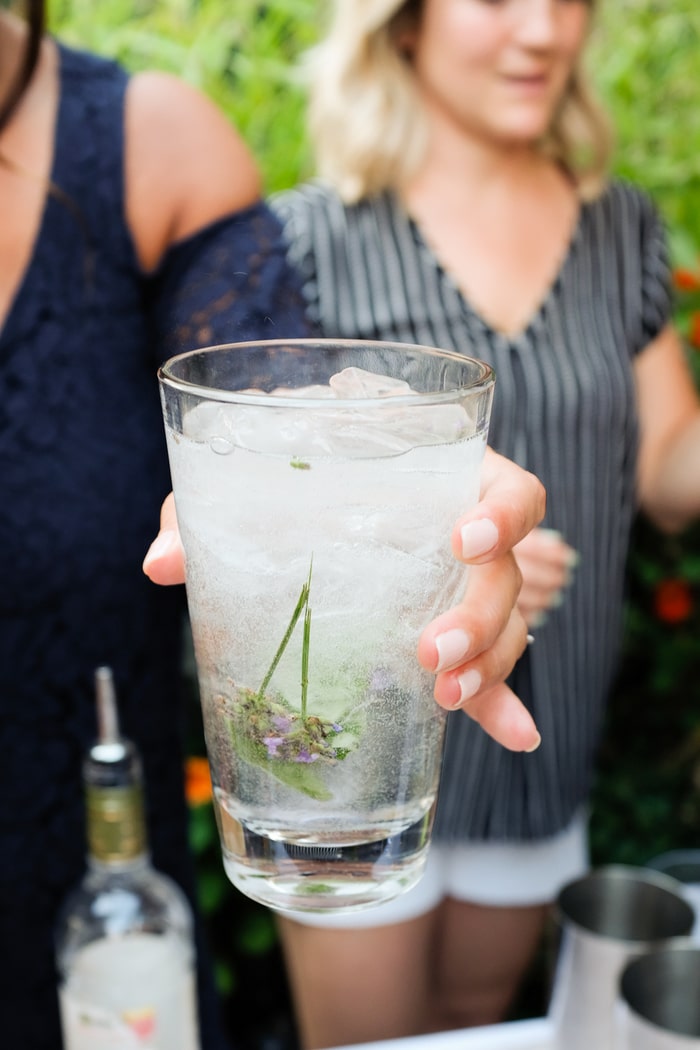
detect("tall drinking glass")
[159,339,494,913]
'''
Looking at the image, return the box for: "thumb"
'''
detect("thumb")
[142,493,186,586]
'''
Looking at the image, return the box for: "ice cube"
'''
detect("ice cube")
[328,368,413,399]
[179,370,474,458]
[268,384,336,400]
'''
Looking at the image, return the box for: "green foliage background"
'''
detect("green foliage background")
[47,0,700,1038]
[587,0,700,872]
[49,0,318,191]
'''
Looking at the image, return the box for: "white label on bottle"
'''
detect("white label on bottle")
[59,934,198,1050]
[59,997,153,1049]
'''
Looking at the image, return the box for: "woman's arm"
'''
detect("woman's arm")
[123,70,262,272]
[635,323,700,533]
[123,70,312,352]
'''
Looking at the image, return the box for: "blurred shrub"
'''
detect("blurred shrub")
[591,0,700,247]
[50,0,318,191]
[586,0,700,868]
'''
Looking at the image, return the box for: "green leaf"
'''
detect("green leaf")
[188,803,217,854]
[231,728,333,801]
[235,911,278,955]
[197,866,229,915]
[213,959,236,996]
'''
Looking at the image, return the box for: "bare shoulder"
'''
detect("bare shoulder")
[124,70,262,271]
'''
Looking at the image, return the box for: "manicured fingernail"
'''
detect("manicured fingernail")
[529,611,548,629]
[525,732,542,753]
[452,669,482,708]
[539,528,563,544]
[549,590,564,609]
[460,518,499,559]
[143,530,177,569]
[435,629,471,672]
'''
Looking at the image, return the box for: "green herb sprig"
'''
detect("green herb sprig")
[226,558,359,799]
[257,558,313,704]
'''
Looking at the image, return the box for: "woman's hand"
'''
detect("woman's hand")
[513,527,578,628]
[414,449,545,753]
[144,448,546,753]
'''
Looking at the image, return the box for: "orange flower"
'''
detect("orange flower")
[690,312,700,350]
[185,755,213,806]
[654,579,693,624]
[674,268,700,293]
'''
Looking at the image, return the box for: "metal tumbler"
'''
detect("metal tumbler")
[619,945,700,1048]
[548,865,694,1050]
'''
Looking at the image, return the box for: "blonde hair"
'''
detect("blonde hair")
[305,0,613,203]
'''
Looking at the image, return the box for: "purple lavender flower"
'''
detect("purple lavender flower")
[263,735,284,757]
[272,714,293,732]
[295,749,319,763]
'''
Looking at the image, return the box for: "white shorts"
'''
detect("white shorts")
[284,810,589,929]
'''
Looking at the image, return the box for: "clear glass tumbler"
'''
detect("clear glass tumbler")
[159,339,494,913]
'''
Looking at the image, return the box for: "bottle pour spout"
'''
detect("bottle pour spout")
[88,666,133,772]
[95,665,120,745]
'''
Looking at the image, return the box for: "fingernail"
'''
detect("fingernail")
[565,549,581,569]
[143,530,177,569]
[435,629,471,672]
[460,518,499,559]
[549,590,564,609]
[525,732,542,753]
[539,528,563,544]
[529,611,548,629]
[452,668,482,708]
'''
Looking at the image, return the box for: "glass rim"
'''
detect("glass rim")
[158,338,495,409]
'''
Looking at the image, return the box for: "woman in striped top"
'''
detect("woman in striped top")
[268,0,700,1045]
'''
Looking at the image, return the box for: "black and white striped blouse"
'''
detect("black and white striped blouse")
[271,180,672,842]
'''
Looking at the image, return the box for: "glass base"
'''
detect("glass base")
[221,813,432,914]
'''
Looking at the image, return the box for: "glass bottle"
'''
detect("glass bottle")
[55,667,200,1050]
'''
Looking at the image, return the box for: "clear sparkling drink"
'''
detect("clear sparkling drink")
[160,341,493,913]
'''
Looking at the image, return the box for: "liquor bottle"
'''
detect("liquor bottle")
[55,667,200,1050]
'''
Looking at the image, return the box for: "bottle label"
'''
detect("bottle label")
[59,997,157,1048]
[59,935,199,1050]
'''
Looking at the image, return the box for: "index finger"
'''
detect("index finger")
[454,449,546,565]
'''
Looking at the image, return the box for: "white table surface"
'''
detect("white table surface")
[327,1017,554,1050]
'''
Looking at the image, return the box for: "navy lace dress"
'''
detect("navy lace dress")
[0,43,308,1049]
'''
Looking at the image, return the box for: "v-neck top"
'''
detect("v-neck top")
[0,42,308,1048]
[271,178,672,842]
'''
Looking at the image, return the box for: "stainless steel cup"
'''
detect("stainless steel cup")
[548,865,695,1050]
[647,850,700,942]
[619,945,700,1048]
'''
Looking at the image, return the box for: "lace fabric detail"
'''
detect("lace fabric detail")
[149,202,311,358]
